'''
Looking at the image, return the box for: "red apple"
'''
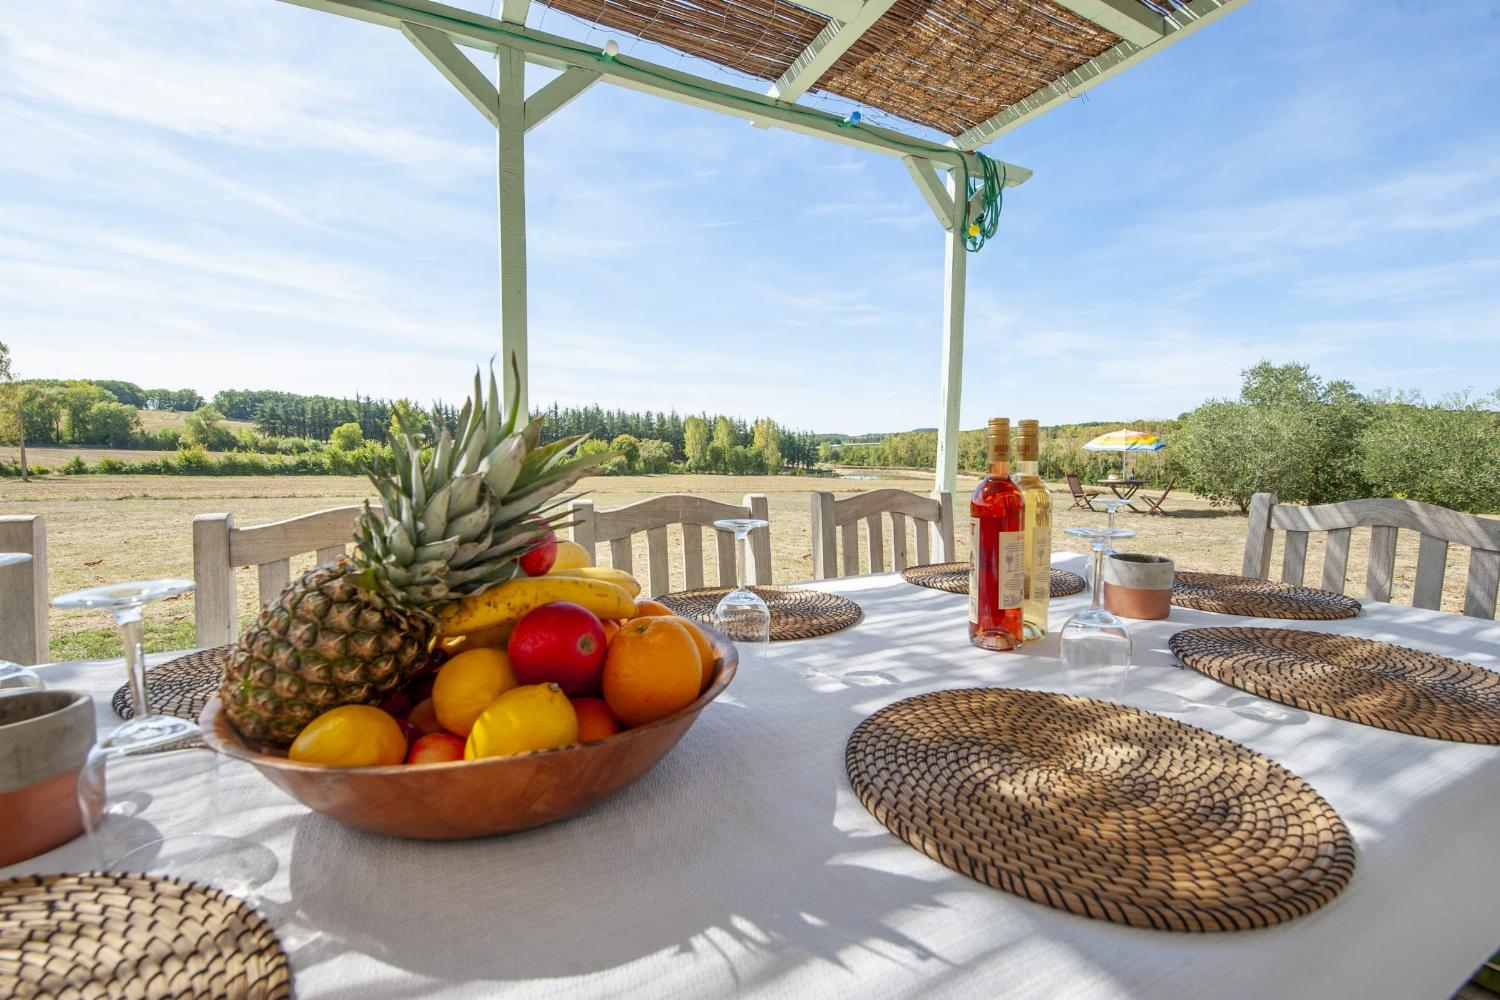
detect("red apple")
[408,697,445,735]
[519,528,559,577]
[508,601,606,695]
[407,732,465,764]
[396,717,422,748]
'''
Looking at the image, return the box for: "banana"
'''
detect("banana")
[441,621,515,654]
[548,566,642,597]
[551,539,592,570]
[439,576,635,635]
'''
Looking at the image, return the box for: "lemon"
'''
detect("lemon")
[465,683,579,760]
[432,647,518,737]
[288,705,407,767]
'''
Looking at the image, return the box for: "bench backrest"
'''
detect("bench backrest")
[0,515,48,664]
[811,489,955,579]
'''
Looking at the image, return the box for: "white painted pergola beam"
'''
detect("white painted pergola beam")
[400,21,500,127]
[904,156,956,231]
[769,0,900,102]
[500,0,529,24]
[934,170,967,497]
[1052,0,1164,47]
[524,67,599,131]
[954,0,1251,149]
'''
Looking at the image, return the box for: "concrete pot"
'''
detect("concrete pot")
[1104,553,1174,620]
[0,689,95,865]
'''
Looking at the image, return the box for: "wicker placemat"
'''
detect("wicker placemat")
[0,872,292,999]
[112,646,228,723]
[1173,572,1361,620]
[657,586,861,640]
[899,562,1086,598]
[1170,627,1500,744]
[846,688,1355,932]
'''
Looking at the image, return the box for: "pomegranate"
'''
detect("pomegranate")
[508,601,607,695]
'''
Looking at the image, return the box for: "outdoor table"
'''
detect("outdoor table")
[1096,477,1147,501]
[8,552,1499,999]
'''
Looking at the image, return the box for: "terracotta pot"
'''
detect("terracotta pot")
[0,689,96,865]
[1104,553,1174,620]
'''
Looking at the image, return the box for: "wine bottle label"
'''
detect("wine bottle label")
[998,531,1023,610]
[968,517,979,624]
[1032,528,1050,600]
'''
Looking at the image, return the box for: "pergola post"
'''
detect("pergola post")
[496,44,529,418]
[934,171,966,497]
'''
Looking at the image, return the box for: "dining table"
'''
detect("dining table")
[1096,477,1147,502]
[7,552,1499,1000]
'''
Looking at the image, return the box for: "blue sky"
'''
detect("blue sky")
[2,0,1497,433]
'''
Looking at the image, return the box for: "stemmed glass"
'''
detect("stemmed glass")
[0,552,45,692]
[1060,526,1136,690]
[50,579,268,893]
[711,518,770,666]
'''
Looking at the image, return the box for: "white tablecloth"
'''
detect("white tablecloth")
[9,554,1500,999]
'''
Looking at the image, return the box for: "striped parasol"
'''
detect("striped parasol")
[1082,429,1165,452]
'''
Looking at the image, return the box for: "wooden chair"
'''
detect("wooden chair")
[1136,479,1176,516]
[810,489,955,579]
[569,494,771,598]
[0,515,49,665]
[1066,474,1102,512]
[1242,492,1500,619]
[193,506,364,647]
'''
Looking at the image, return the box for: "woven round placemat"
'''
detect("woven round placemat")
[657,586,861,641]
[1170,627,1500,744]
[899,561,1086,598]
[112,645,229,723]
[846,688,1356,932]
[1172,572,1361,620]
[0,872,292,999]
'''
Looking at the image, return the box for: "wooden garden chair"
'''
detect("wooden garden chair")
[1136,479,1176,516]
[0,515,49,665]
[1066,474,1102,512]
[193,506,364,647]
[569,494,771,599]
[810,489,955,579]
[1242,492,1500,618]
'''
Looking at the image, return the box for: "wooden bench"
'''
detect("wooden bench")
[0,515,48,665]
[570,494,772,598]
[193,506,364,646]
[1242,492,1500,618]
[810,489,955,579]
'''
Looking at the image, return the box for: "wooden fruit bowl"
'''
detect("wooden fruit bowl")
[199,629,738,840]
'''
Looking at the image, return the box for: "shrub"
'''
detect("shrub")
[175,445,214,474]
[60,455,89,475]
[1361,392,1500,513]
[330,422,365,452]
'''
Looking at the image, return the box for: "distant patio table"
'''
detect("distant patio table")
[9,552,1499,999]
[1096,477,1147,501]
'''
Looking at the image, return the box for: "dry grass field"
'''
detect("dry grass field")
[0,470,1480,661]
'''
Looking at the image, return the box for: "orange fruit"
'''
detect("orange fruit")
[631,598,674,618]
[432,647,518,737]
[571,697,622,742]
[603,617,703,727]
[601,619,621,645]
[672,617,716,693]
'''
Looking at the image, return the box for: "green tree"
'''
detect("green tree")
[683,416,709,470]
[78,400,140,447]
[751,418,782,473]
[609,433,641,473]
[1360,392,1500,512]
[636,438,674,473]
[712,415,736,452]
[60,382,111,443]
[330,421,365,452]
[183,406,235,451]
[817,441,835,464]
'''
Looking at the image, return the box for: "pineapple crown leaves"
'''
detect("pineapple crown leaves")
[349,359,616,617]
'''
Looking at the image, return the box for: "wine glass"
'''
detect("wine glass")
[51,579,271,895]
[1060,526,1136,694]
[711,518,770,667]
[0,552,45,692]
[1084,497,1133,587]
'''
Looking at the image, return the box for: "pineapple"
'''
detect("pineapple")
[221,366,607,747]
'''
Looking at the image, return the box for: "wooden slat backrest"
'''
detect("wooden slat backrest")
[0,515,49,665]
[810,489,955,579]
[1242,492,1500,618]
[569,494,772,598]
[193,505,364,647]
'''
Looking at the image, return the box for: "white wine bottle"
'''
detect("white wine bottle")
[1013,419,1052,641]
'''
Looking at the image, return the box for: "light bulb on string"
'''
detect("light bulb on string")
[603,39,620,59]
